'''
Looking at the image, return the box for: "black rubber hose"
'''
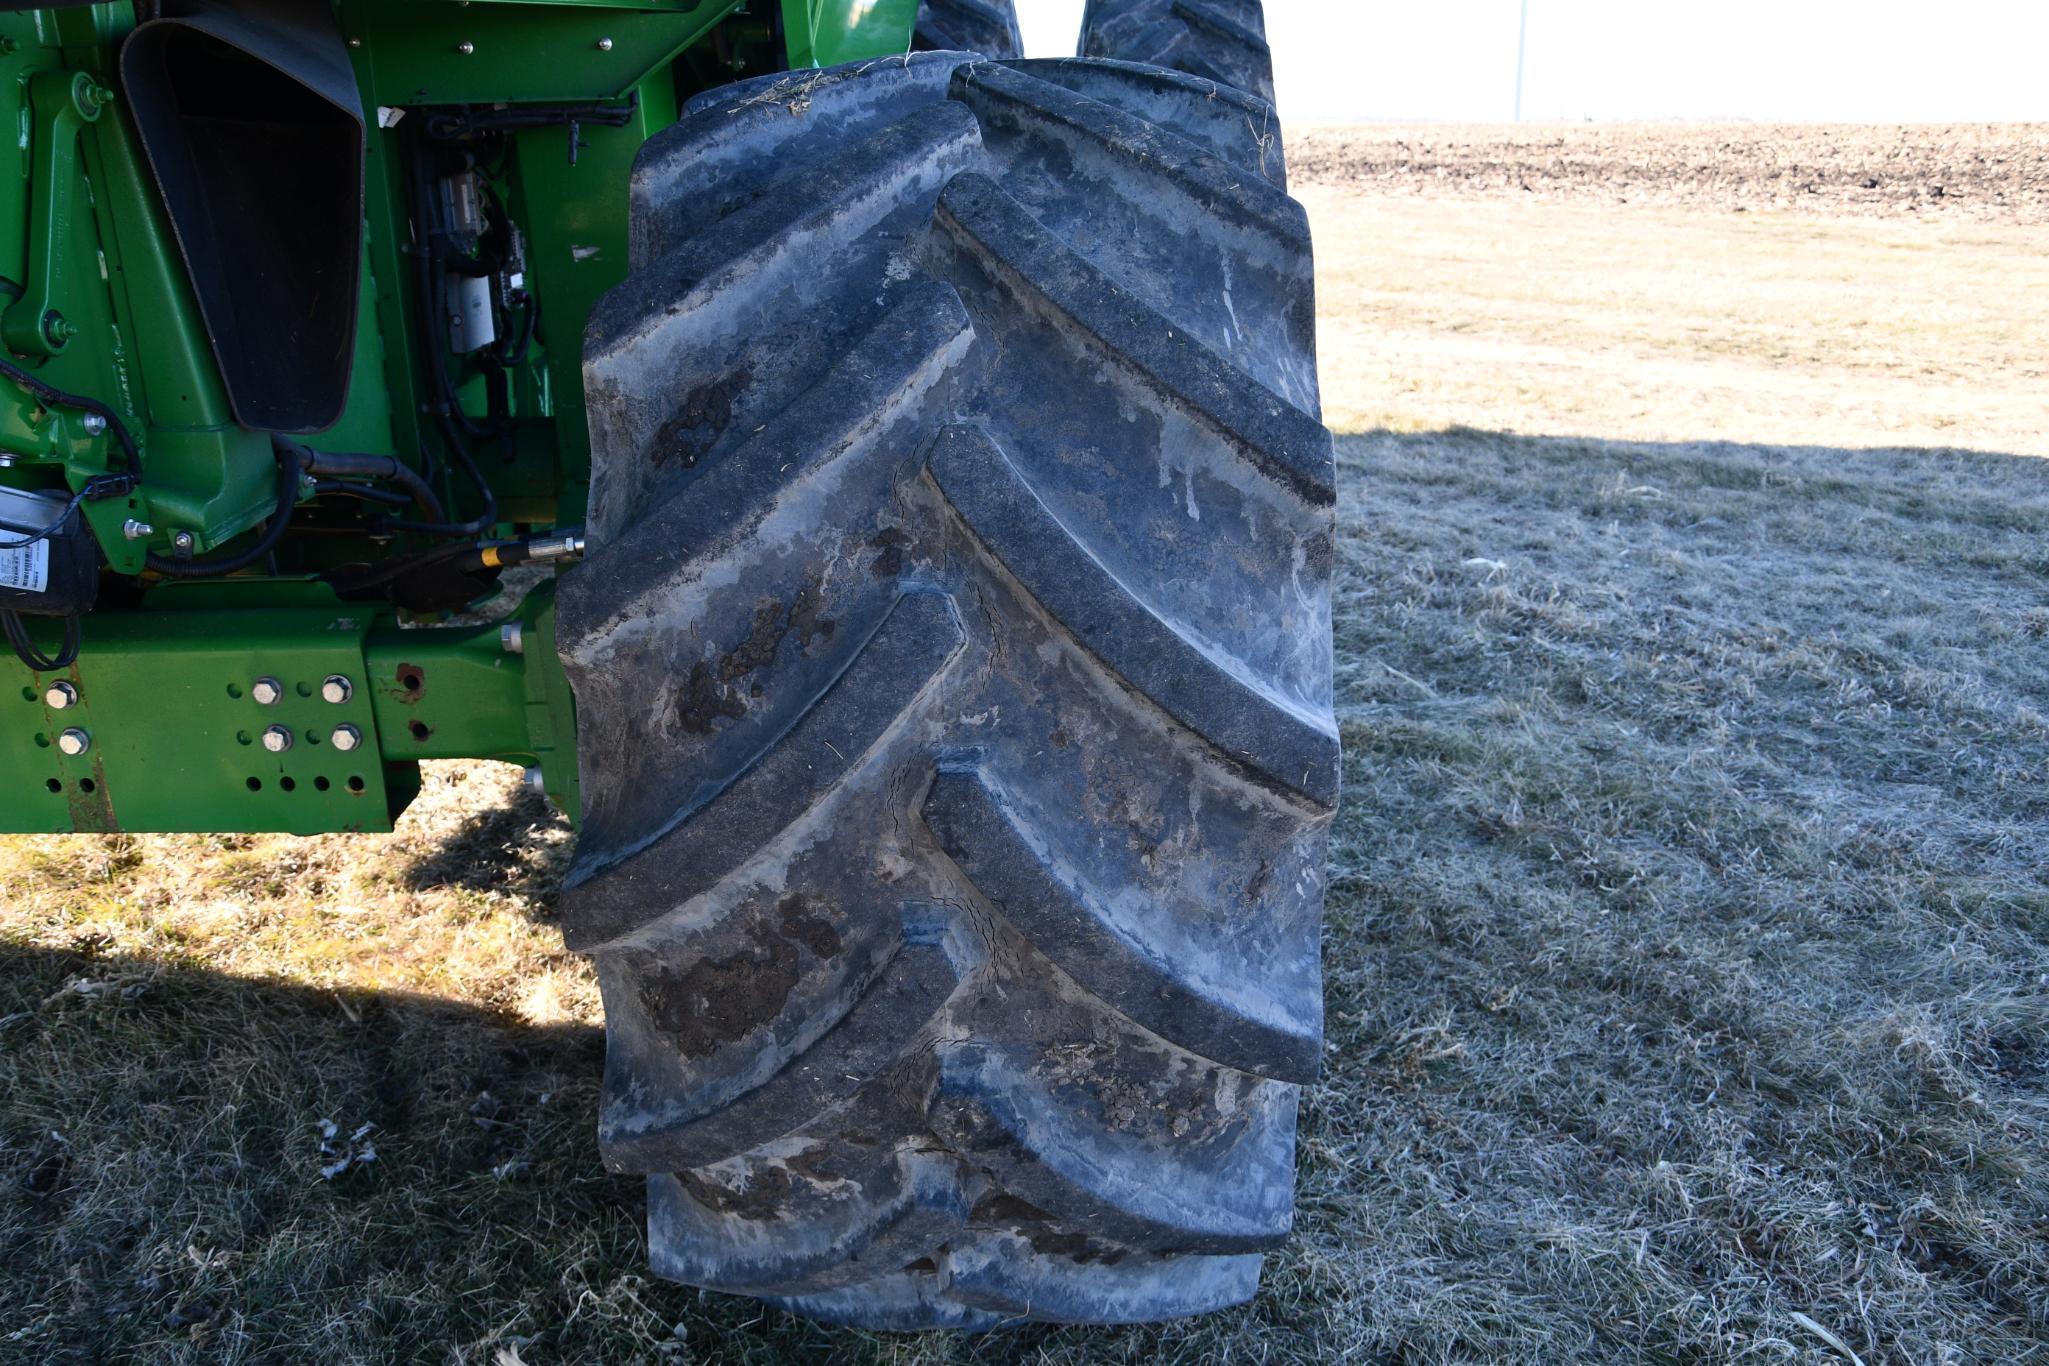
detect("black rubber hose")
[144,441,303,579]
[314,479,412,508]
[398,128,504,537]
[0,354,144,478]
[378,418,496,535]
[2,609,79,672]
[290,441,447,522]
[406,132,498,444]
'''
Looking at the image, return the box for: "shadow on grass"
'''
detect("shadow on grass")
[0,940,979,1362]
[0,942,1200,1364]
[396,777,573,903]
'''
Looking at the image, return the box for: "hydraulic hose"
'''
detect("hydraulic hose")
[288,439,446,522]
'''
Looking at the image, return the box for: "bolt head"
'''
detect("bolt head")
[331,723,363,753]
[457,39,475,54]
[173,530,195,552]
[523,766,546,795]
[122,519,153,541]
[43,680,77,710]
[81,412,107,435]
[596,36,614,51]
[0,454,17,468]
[321,674,354,705]
[500,621,524,655]
[260,725,294,754]
[56,727,90,757]
[251,676,284,706]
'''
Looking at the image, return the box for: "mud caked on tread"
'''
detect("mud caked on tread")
[559,6,1335,1329]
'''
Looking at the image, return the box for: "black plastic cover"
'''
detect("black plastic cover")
[0,486,99,617]
[119,0,365,433]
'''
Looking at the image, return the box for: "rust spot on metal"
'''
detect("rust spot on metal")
[393,662,425,704]
[64,753,117,833]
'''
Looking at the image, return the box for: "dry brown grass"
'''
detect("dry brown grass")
[4,123,2048,1361]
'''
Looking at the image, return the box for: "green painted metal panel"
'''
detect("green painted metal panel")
[0,579,575,834]
[0,596,399,834]
[505,74,683,522]
[0,6,274,570]
[781,0,920,68]
[344,0,740,106]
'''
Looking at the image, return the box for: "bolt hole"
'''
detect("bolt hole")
[225,683,243,699]
[314,775,331,792]
[398,669,423,691]
[236,730,252,746]
[296,681,313,699]
[346,775,365,793]
[45,778,61,793]
[307,730,321,745]
[20,686,35,702]
[280,776,297,792]
[247,777,263,792]
[33,733,49,748]
[78,779,95,794]
[408,720,430,741]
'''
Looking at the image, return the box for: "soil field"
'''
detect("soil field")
[2,123,2047,1363]
[1289,121,2049,224]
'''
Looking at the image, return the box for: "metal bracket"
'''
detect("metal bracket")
[2,69,110,358]
[0,580,577,834]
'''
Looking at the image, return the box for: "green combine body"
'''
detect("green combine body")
[0,0,913,834]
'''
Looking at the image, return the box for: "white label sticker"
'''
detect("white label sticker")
[0,540,50,595]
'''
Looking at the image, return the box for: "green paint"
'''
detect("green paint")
[0,0,913,835]
[343,0,741,106]
[2,70,112,358]
[0,579,574,834]
[781,0,922,67]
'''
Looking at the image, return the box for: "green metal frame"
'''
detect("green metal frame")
[3,580,576,833]
[0,0,918,835]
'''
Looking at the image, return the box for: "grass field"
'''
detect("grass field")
[4,124,2048,1362]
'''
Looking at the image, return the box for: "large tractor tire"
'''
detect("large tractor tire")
[557,15,1335,1330]
[1081,0,1277,105]
[914,0,1023,59]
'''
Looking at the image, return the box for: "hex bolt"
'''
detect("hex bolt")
[81,412,107,436]
[43,680,77,710]
[500,621,524,655]
[260,725,294,753]
[173,530,195,553]
[251,676,284,706]
[122,519,153,541]
[456,39,475,54]
[321,674,354,705]
[331,723,363,753]
[56,727,90,757]
[596,36,614,51]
